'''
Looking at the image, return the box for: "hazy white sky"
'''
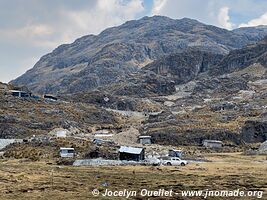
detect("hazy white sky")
[1,0,267,83]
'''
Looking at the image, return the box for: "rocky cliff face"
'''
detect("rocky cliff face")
[11,16,267,94]
[143,50,223,84]
[143,36,267,86]
[241,119,267,143]
[211,36,267,75]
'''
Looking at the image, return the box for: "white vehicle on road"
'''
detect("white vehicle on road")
[160,157,188,166]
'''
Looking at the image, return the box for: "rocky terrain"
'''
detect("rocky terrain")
[11,16,267,95]
[1,16,267,153]
[211,36,267,75]
[143,49,224,84]
[140,44,267,145]
[1,15,267,200]
[0,82,125,139]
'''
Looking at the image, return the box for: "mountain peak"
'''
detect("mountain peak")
[11,15,267,94]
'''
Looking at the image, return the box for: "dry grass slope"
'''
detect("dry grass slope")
[0,153,266,200]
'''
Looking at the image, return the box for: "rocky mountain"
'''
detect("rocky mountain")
[11,16,267,94]
[136,37,267,146]
[4,16,267,148]
[3,58,267,145]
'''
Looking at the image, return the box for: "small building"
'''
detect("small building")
[119,146,145,161]
[60,147,75,158]
[93,138,114,145]
[49,128,70,138]
[138,136,152,144]
[93,138,104,144]
[44,94,58,101]
[203,140,223,148]
[10,90,31,97]
[56,130,67,138]
[168,149,183,158]
[0,139,23,150]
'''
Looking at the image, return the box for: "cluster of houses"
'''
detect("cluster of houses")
[59,135,153,161]
[4,88,226,162]
[59,146,185,162]
[59,136,223,162]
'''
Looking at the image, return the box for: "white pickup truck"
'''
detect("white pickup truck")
[160,157,188,166]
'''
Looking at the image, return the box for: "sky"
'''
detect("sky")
[1,0,267,83]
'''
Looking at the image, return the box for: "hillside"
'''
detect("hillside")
[0,84,124,139]
[3,16,267,148]
[11,16,267,94]
[129,37,267,146]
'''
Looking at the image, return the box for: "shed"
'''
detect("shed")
[119,146,145,161]
[56,130,67,138]
[168,149,183,158]
[10,90,31,97]
[203,140,223,148]
[0,139,23,150]
[44,94,58,101]
[138,136,152,144]
[60,147,75,158]
[93,138,114,145]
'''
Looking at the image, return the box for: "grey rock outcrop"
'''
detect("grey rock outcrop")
[143,50,223,84]
[211,36,267,75]
[240,119,267,143]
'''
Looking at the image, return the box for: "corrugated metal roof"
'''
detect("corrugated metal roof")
[139,136,151,139]
[119,146,143,154]
[170,149,183,152]
[0,139,22,150]
[60,147,74,150]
